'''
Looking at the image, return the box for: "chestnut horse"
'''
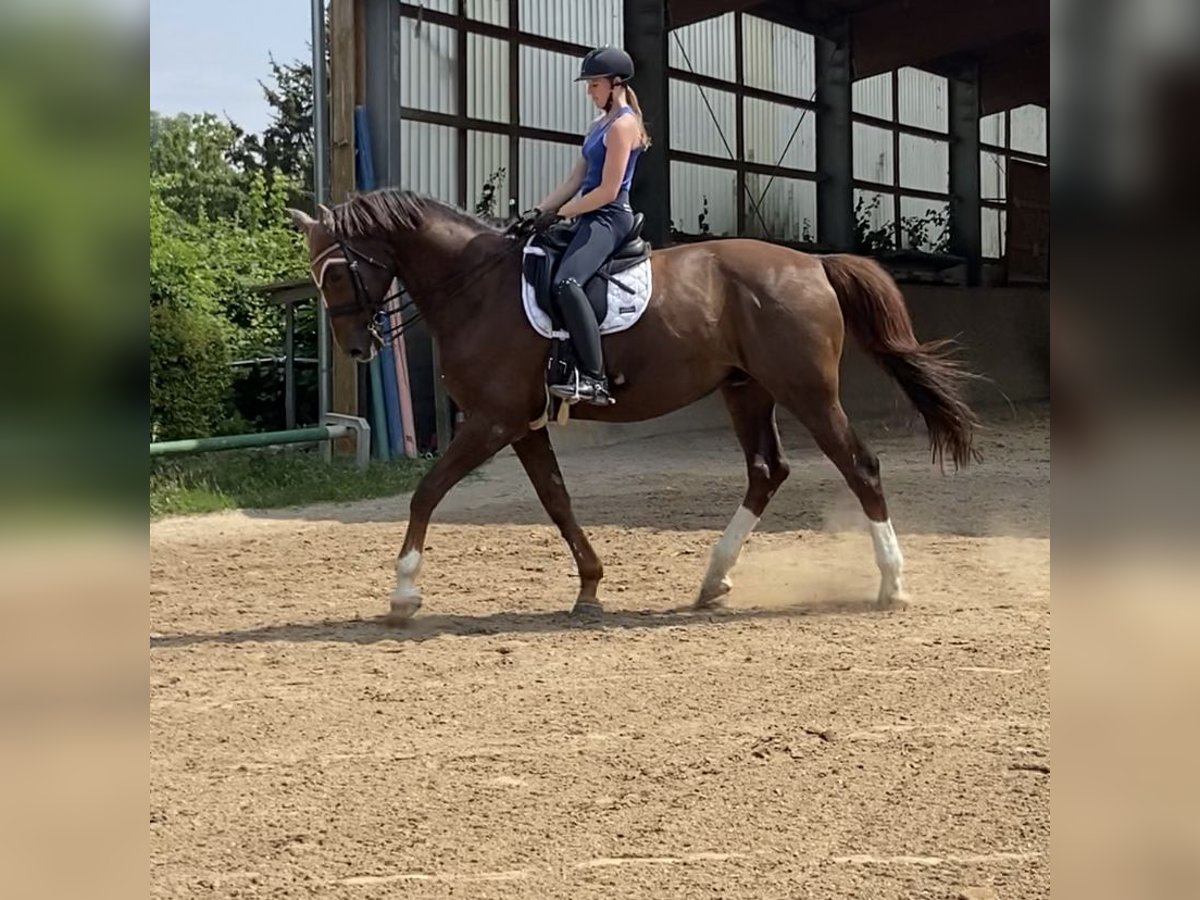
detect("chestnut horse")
[289,189,979,623]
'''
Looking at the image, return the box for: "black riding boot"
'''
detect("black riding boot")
[549,278,614,406]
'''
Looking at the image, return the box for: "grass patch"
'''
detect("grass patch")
[150,448,435,519]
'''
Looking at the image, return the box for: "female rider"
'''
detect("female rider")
[519,46,652,406]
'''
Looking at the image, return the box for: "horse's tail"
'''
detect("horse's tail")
[820,253,981,468]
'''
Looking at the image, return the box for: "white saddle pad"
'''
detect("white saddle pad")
[521,243,653,341]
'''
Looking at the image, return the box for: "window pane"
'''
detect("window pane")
[897,67,948,132]
[467,131,510,219]
[742,15,815,98]
[980,112,1006,148]
[468,34,509,123]
[900,196,949,252]
[400,20,456,115]
[669,13,736,82]
[519,0,623,49]
[671,162,737,237]
[899,133,949,193]
[854,122,893,185]
[519,138,579,211]
[981,151,1007,201]
[1010,104,1047,156]
[854,189,895,251]
[520,46,593,134]
[401,121,457,203]
[744,97,816,171]
[669,79,736,158]
[745,174,816,243]
[853,72,892,120]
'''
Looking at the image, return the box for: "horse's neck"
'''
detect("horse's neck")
[389,222,503,333]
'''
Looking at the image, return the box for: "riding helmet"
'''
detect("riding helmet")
[576,46,635,83]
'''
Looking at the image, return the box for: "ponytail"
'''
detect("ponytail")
[623,86,652,149]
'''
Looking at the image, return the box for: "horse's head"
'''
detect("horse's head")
[288,206,396,362]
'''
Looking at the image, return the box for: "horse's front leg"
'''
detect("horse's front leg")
[511,427,604,614]
[388,416,515,624]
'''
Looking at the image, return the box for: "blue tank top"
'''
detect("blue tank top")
[580,107,641,196]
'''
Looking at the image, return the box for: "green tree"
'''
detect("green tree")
[150,111,253,222]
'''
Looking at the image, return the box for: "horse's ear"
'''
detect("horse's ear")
[287,208,318,233]
[318,204,335,229]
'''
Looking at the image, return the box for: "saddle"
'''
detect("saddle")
[522,212,651,329]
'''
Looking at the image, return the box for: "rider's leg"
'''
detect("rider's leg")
[549,207,631,404]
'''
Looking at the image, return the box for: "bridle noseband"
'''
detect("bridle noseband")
[310,239,411,342]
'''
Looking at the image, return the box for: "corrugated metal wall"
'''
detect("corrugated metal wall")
[853,121,893,184]
[1009,104,1047,155]
[743,97,816,170]
[465,0,508,27]
[668,79,736,158]
[853,72,893,120]
[742,16,815,99]
[389,3,1045,259]
[518,138,580,212]
[745,174,816,242]
[897,67,948,132]
[671,161,737,236]
[899,196,948,249]
[982,208,1006,258]
[981,150,1007,201]
[400,19,456,114]
[979,111,1005,146]
[854,188,894,233]
[899,133,948,193]
[518,0,622,48]
[400,120,457,202]
[668,13,734,81]
[520,45,593,133]
[467,33,508,123]
[467,131,509,215]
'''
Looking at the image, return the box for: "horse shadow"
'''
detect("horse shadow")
[150,595,895,650]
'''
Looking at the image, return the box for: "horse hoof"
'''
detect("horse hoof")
[571,598,603,616]
[876,585,910,610]
[386,590,422,625]
[694,578,732,610]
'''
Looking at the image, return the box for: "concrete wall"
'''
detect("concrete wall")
[548,283,1049,451]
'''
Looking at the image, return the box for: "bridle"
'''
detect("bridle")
[308,227,533,344]
[309,239,415,343]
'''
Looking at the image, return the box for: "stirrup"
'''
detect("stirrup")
[548,369,615,406]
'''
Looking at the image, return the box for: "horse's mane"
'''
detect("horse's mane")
[331,188,501,240]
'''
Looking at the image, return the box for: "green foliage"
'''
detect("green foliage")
[900,205,952,254]
[853,193,896,254]
[149,301,234,441]
[150,164,308,438]
[474,166,507,220]
[150,451,434,519]
[149,48,326,440]
[150,111,255,222]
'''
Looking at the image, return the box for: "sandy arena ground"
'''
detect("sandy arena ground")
[151,405,1050,899]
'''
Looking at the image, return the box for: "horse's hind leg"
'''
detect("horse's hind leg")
[512,427,605,614]
[791,397,908,607]
[695,380,791,609]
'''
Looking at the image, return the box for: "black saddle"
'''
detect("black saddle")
[523,213,650,329]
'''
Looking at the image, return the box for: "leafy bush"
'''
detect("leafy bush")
[149,301,234,441]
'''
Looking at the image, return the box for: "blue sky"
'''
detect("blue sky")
[150,0,312,133]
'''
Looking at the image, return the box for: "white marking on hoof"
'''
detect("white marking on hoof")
[868,519,907,606]
[694,576,732,609]
[387,550,423,622]
[386,589,422,624]
[696,506,759,606]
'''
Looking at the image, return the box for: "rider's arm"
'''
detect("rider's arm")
[557,118,635,219]
[536,158,587,214]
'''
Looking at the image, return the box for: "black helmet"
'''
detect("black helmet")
[576,46,634,83]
